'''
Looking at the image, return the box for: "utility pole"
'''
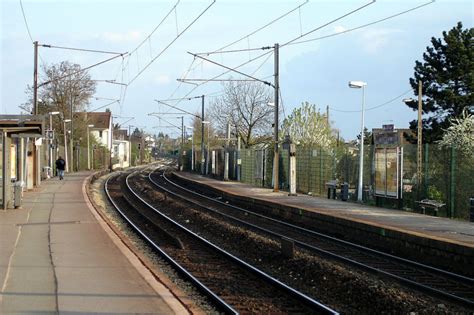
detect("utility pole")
[273,43,279,192]
[33,41,38,115]
[33,41,39,186]
[70,95,74,172]
[237,134,241,181]
[224,122,230,180]
[201,95,205,175]
[109,115,113,172]
[180,116,184,171]
[417,80,423,190]
[326,105,329,126]
[128,125,133,166]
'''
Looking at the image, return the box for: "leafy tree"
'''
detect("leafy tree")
[407,22,473,143]
[281,102,337,148]
[190,113,217,148]
[208,80,273,148]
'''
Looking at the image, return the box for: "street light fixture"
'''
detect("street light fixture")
[348,80,367,203]
[87,124,94,170]
[63,119,71,172]
[48,111,61,177]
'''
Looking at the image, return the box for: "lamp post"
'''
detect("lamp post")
[63,119,71,172]
[87,124,94,170]
[48,111,60,177]
[349,80,367,203]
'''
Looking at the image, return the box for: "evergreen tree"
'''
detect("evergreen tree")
[407,22,473,143]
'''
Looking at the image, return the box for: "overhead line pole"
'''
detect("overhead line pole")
[273,43,279,192]
[33,41,38,115]
[417,80,423,191]
[180,116,184,171]
[201,95,205,175]
[33,41,39,186]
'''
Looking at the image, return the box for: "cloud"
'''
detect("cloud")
[360,28,402,54]
[100,31,142,43]
[334,25,346,33]
[155,75,170,85]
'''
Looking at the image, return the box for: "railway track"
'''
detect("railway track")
[148,168,474,310]
[105,169,338,315]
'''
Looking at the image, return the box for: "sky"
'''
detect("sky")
[1,0,472,140]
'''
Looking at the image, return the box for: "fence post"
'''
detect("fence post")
[450,145,456,218]
[319,147,323,195]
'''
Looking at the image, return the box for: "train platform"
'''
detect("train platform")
[174,171,474,276]
[0,172,188,314]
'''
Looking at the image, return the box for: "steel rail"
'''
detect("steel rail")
[104,172,238,315]
[128,170,338,314]
[150,170,474,308]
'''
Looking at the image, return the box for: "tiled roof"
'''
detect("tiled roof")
[75,112,111,129]
[114,129,128,140]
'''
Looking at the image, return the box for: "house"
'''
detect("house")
[87,112,113,148]
[113,129,130,168]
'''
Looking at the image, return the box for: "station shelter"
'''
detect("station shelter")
[0,115,44,209]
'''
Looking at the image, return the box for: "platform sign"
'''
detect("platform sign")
[46,130,54,140]
[375,147,401,198]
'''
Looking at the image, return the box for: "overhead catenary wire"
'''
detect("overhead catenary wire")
[89,100,119,112]
[178,0,433,104]
[38,53,126,88]
[19,0,34,42]
[281,0,376,48]
[189,52,274,87]
[288,0,435,46]
[167,0,309,101]
[128,0,181,56]
[154,100,201,119]
[194,46,273,56]
[39,44,124,55]
[127,0,216,86]
[329,89,413,113]
[181,0,375,97]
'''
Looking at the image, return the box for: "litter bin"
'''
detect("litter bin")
[14,181,23,208]
[341,183,349,201]
[470,197,474,222]
[326,181,337,199]
[43,166,51,179]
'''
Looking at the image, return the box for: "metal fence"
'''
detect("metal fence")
[182,143,473,220]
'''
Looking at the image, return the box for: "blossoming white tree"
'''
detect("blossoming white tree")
[437,109,474,155]
[281,102,337,149]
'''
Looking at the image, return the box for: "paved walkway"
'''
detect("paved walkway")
[0,172,187,314]
[175,172,474,248]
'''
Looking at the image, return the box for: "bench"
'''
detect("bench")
[415,199,445,216]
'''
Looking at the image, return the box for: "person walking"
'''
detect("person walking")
[55,156,66,180]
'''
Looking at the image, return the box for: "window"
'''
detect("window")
[99,130,103,138]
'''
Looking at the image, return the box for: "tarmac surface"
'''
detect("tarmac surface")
[0,172,188,314]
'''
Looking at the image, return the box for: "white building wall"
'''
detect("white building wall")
[112,140,130,169]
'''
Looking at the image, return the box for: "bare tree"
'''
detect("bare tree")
[22,61,96,117]
[21,61,97,143]
[208,80,273,148]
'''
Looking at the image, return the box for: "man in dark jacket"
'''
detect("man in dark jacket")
[55,156,66,180]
